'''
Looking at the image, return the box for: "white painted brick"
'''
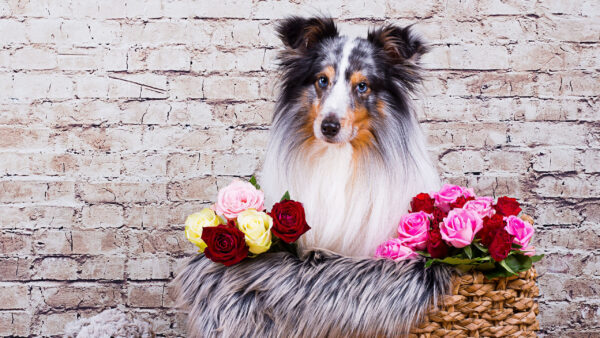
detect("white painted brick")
[103,47,128,71]
[1,3,598,337]
[147,48,191,71]
[57,20,93,44]
[212,152,261,175]
[533,148,578,172]
[57,50,99,70]
[88,20,122,44]
[0,21,27,44]
[190,0,253,18]
[25,19,62,43]
[204,76,260,100]
[12,74,74,100]
[582,150,600,173]
[74,75,110,99]
[170,76,204,99]
[447,45,510,70]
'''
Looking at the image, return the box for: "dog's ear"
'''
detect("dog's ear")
[367,25,428,64]
[276,16,339,50]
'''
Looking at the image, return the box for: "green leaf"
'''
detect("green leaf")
[455,265,474,273]
[415,250,431,258]
[499,259,518,275]
[484,268,514,279]
[502,255,533,275]
[280,191,290,202]
[513,254,533,272]
[464,245,473,259]
[476,261,496,271]
[507,254,533,273]
[473,241,489,253]
[531,254,544,263]
[424,259,434,268]
[248,175,261,190]
[429,256,482,266]
[511,243,523,250]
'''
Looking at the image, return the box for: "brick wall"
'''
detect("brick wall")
[0,0,598,336]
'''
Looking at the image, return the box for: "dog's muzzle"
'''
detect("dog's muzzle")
[321,116,341,138]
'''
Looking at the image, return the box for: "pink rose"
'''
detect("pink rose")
[463,197,495,219]
[397,211,430,250]
[433,184,475,212]
[504,215,534,248]
[440,208,483,248]
[214,180,265,219]
[375,238,418,261]
[520,245,536,256]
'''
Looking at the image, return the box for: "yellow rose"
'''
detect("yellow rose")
[185,208,222,252]
[237,209,273,254]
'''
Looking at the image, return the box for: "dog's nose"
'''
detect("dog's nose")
[321,118,341,138]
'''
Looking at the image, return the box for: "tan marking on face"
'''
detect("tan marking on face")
[314,66,335,94]
[301,89,319,139]
[349,105,374,155]
[350,71,371,95]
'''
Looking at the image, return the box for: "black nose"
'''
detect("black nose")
[321,118,340,138]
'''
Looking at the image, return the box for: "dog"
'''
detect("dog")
[261,17,440,257]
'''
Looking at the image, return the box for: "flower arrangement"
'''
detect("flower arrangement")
[184,177,310,266]
[375,184,543,278]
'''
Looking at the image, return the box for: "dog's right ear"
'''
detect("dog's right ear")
[276,16,338,50]
[367,25,428,64]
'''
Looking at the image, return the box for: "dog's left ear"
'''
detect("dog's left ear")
[276,16,339,51]
[367,25,428,64]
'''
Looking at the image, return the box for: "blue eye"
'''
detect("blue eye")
[317,76,328,88]
[357,82,368,93]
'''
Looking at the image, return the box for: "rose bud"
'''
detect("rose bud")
[410,193,435,214]
[214,180,265,220]
[504,215,534,249]
[494,196,522,217]
[375,238,418,261]
[440,208,483,248]
[488,228,515,262]
[427,224,449,259]
[397,211,430,250]
[478,214,505,247]
[201,224,249,266]
[269,200,311,243]
[237,209,273,254]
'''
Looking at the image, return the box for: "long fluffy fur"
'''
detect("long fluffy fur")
[261,18,440,257]
[175,250,453,337]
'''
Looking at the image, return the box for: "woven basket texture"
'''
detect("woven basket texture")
[409,268,539,337]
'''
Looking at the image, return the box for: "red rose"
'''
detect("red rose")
[201,223,249,266]
[410,193,435,214]
[488,228,515,262]
[427,223,449,259]
[432,208,448,226]
[269,200,311,243]
[449,196,475,209]
[478,214,505,247]
[494,196,522,217]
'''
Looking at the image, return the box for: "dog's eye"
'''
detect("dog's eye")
[317,76,329,88]
[357,82,368,94]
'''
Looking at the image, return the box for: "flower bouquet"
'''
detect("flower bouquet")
[375,184,543,279]
[177,180,543,337]
[184,177,310,266]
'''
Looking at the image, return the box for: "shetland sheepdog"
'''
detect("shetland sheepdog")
[261,17,440,257]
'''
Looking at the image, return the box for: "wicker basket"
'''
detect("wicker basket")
[409,268,540,337]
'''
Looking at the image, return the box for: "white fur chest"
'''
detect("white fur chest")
[262,142,406,257]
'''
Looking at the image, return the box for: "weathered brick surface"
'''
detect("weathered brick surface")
[0,0,598,336]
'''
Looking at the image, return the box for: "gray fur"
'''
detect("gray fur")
[174,250,453,337]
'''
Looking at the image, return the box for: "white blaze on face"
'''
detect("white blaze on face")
[313,39,357,142]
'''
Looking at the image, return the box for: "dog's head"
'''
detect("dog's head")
[275,16,429,151]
